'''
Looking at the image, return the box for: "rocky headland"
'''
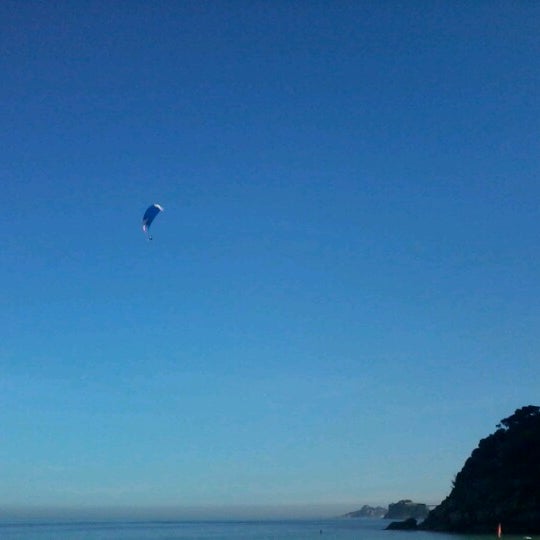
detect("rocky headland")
[421,405,540,534]
[342,500,428,521]
[341,505,387,518]
[384,500,429,520]
[388,406,540,534]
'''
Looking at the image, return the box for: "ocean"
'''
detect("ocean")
[0,518,486,540]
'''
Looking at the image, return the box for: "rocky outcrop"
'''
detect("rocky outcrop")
[386,518,418,530]
[384,500,429,520]
[421,406,540,534]
[341,505,387,518]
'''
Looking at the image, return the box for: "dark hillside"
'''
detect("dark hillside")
[421,406,540,534]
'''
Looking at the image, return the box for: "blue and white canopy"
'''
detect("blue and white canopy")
[142,203,164,239]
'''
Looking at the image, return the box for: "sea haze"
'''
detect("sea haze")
[0,502,382,522]
[0,517,457,540]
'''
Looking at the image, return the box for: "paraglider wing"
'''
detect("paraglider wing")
[142,203,164,239]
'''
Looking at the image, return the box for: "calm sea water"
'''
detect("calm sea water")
[0,518,492,540]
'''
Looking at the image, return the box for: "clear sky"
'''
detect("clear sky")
[1,0,539,521]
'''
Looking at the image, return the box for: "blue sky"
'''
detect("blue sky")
[1,0,539,520]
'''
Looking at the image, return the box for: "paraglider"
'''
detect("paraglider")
[142,203,164,240]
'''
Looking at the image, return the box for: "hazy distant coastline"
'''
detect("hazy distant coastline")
[340,505,387,519]
[0,502,382,523]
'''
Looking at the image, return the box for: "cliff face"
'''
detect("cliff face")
[384,500,429,520]
[421,406,540,534]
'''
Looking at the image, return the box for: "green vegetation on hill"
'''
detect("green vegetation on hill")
[421,405,540,534]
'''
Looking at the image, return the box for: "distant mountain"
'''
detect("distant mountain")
[421,405,540,534]
[384,500,429,520]
[341,505,387,518]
